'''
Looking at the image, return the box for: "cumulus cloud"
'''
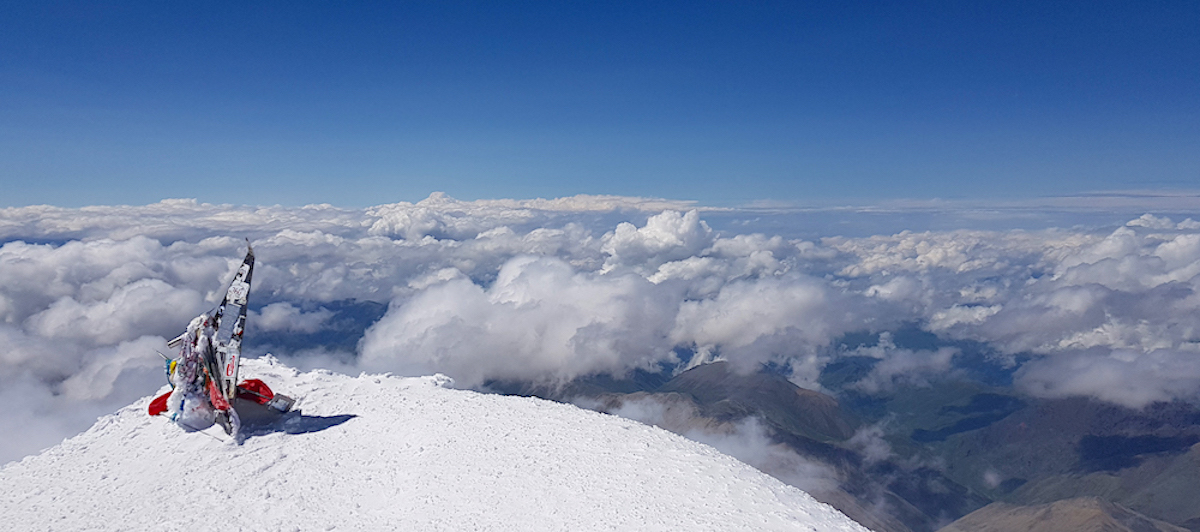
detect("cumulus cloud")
[0,327,168,463]
[359,256,683,387]
[1126,213,1177,230]
[846,423,894,465]
[27,280,204,346]
[251,303,334,333]
[5,195,1200,465]
[671,275,858,388]
[1015,348,1200,408]
[689,417,842,494]
[601,210,714,274]
[844,333,960,394]
[834,216,1200,407]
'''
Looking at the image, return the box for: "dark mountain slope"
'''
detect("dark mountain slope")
[658,361,858,443]
[938,497,1188,532]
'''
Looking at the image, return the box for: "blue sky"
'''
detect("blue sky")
[1,1,1197,208]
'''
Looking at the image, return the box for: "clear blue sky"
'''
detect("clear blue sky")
[1,1,1197,208]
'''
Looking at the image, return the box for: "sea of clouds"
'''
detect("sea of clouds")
[3,192,1200,465]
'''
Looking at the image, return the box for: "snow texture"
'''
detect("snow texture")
[0,357,869,532]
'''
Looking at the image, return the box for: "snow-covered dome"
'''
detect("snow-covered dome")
[0,358,868,532]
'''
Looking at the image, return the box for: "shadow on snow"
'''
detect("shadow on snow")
[236,410,358,442]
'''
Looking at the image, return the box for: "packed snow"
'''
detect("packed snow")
[0,357,869,532]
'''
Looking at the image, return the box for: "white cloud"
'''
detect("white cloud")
[5,198,1200,464]
[359,256,681,387]
[1016,348,1200,408]
[601,210,714,274]
[847,423,893,465]
[1126,213,1176,230]
[58,336,168,402]
[927,304,1002,331]
[670,275,854,386]
[251,303,334,333]
[851,347,959,394]
[686,417,841,495]
[0,327,169,463]
[606,396,840,495]
[26,279,204,346]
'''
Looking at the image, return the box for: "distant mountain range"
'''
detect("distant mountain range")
[248,306,1200,531]
[939,497,1188,532]
[492,348,1200,532]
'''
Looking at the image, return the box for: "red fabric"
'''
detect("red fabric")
[236,379,274,405]
[207,377,232,411]
[148,392,171,416]
[146,378,276,417]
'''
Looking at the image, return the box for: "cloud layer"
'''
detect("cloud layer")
[4,194,1200,464]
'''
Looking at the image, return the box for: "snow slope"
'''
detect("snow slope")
[0,357,869,532]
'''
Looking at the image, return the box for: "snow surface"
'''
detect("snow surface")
[0,357,869,532]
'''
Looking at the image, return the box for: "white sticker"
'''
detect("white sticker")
[227,281,249,304]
